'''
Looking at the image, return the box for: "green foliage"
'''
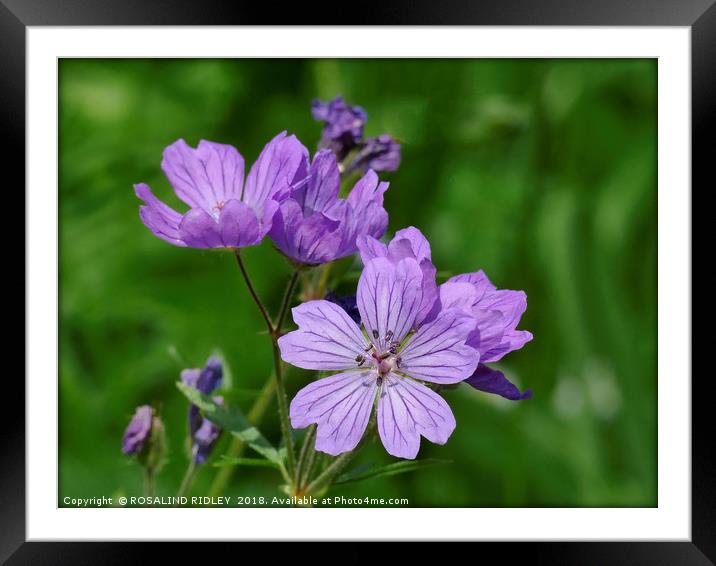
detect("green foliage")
[59,58,656,507]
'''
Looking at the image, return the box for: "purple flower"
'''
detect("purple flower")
[312,96,367,158]
[347,134,401,174]
[181,356,224,463]
[279,256,480,459]
[122,405,153,455]
[439,271,533,400]
[135,132,307,249]
[268,149,389,265]
[358,226,439,329]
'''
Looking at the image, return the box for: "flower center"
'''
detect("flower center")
[354,329,403,377]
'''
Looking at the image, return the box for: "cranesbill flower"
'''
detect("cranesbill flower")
[122,405,153,455]
[181,356,224,463]
[439,270,533,400]
[135,132,307,249]
[269,149,389,265]
[279,256,480,459]
[347,134,401,174]
[358,226,439,329]
[312,96,367,158]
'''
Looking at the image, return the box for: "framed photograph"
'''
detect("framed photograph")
[10,0,709,562]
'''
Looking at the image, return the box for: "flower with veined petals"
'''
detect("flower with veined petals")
[135,132,307,249]
[279,256,480,459]
[440,271,533,400]
[360,227,532,401]
[269,149,389,265]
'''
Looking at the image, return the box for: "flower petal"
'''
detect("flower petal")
[465,364,532,400]
[377,373,456,459]
[357,234,388,263]
[162,139,244,212]
[292,149,340,215]
[345,170,389,241]
[357,257,424,351]
[290,371,377,456]
[399,308,479,384]
[177,208,223,248]
[218,199,262,248]
[278,300,368,370]
[134,183,186,247]
[269,199,342,264]
[243,132,309,222]
[390,226,432,263]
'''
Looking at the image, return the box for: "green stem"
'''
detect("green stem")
[294,424,316,490]
[234,250,274,333]
[207,373,277,497]
[272,340,296,478]
[275,269,300,334]
[177,460,197,499]
[303,452,354,497]
[143,467,155,497]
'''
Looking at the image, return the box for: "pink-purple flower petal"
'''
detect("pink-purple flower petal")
[377,373,456,459]
[290,370,377,456]
[357,257,424,351]
[399,307,480,384]
[277,300,367,371]
[134,183,186,247]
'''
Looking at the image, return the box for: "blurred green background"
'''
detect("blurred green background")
[59,58,656,507]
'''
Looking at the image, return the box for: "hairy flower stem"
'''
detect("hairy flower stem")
[294,424,317,490]
[233,250,300,483]
[177,460,197,499]
[234,250,275,333]
[207,375,277,497]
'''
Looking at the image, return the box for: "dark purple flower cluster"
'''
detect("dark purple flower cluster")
[181,356,223,464]
[312,96,401,173]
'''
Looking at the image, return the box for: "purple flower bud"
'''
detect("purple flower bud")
[349,134,401,174]
[181,357,224,464]
[122,405,153,455]
[325,291,361,325]
[312,96,367,158]
[192,397,223,464]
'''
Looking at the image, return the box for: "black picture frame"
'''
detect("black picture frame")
[7,1,709,562]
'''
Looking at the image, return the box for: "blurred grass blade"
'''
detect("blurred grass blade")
[213,456,280,469]
[334,459,451,486]
[176,382,282,465]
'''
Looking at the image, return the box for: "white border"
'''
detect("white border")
[27,27,691,541]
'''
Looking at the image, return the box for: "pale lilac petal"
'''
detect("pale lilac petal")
[346,169,388,211]
[465,364,532,400]
[177,208,223,248]
[439,281,478,311]
[377,373,456,459]
[134,183,186,247]
[269,200,342,264]
[278,300,367,370]
[290,371,377,456]
[292,149,340,215]
[357,234,388,263]
[390,226,432,263]
[484,329,534,363]
[399,308,479,384]
[217,199,261,248]
[161,139,244,212]
[243,132,309,222]
[357,257,423,351]
[448,270,497,298]
[467,310,507,358]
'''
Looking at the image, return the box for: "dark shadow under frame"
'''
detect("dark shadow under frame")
[5,0,711,563]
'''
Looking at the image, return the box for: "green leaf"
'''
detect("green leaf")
[176,382,282,465]
[212,456,280,469]
[334,459,451,485]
